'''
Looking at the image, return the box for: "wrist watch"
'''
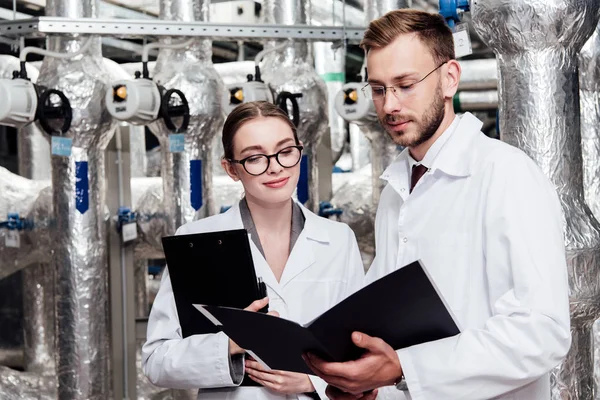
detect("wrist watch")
[395,373,408,391]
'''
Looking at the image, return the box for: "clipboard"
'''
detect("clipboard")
[161,229,267,338]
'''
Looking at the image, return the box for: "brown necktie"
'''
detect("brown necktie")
[410,164,428,193]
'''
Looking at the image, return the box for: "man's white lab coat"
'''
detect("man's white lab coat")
[142,201,365,400]
[369,113,571,400]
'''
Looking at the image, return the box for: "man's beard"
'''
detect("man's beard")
[381,84,446,148]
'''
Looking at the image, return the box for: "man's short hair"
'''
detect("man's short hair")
[360,9,455,64]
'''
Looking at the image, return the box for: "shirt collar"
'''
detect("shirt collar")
[382,112,484,185]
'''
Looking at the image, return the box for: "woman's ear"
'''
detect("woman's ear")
[221,158,240,182]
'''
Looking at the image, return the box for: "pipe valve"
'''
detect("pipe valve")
[0,212,33,230]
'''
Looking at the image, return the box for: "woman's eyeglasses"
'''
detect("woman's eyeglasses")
[228,145,304,176]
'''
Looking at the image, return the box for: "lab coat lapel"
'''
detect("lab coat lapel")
[224,203,286,300]
[278,204,328,288]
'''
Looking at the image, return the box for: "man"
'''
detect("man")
[304,8,571,400]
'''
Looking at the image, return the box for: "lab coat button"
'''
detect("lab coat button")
[403,237,408,243]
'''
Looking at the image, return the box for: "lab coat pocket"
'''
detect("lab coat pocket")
[417,232,470,319]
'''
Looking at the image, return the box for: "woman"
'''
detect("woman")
[142,101,365,400]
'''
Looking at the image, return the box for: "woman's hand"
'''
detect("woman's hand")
[229,297,279,355]
[245,359,315,394]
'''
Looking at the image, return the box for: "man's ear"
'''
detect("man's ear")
[443,60,461,98]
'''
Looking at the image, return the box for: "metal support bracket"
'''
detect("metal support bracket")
[0,17,366,43]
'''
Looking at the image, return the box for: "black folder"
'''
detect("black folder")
[161,229,266,338]
[194,260,461,375]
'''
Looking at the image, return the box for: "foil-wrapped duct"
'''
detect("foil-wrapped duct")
[39,0,116,397]
[260,0,329,213]
[0,56,54,377]
[0,167,50,280]
[579,23,600,395]
[0,366,56,400]
[132,174,245,259]
[149,0,226,233]
[349,123,371,171]
[331,165,376,269]
[313,42,347,163]
[471,0,600,398]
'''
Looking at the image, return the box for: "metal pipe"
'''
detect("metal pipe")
[471,0,600,397]
[261,0,329,213]
[579,23,600,394]
[458,58,498,91]
[39,0,116,397]
[149,0,225,233]
[453,90,498,112]
[313,42,347,163]
[0,55,54,378]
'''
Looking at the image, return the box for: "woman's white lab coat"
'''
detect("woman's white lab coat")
[142,200,365,400]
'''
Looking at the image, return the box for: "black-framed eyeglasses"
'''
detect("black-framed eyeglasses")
[361,61,448,101]
[228,145,304,176]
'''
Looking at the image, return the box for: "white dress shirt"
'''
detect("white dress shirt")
[368,112,571,400]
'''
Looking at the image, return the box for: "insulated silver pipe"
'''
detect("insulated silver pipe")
[579,23,600,394]
[0,56,54,377]
[261,0,329,213]
[472,1,600,397]
[313,42,347,164]
[149,0,225,234]
[39,0,115,397]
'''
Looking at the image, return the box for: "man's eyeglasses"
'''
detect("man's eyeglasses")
[361,61,448,101]
[228,145,304,176]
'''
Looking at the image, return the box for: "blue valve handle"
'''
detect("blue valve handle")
[319,201,343,218]
[439,0,470,28]
[117,206,137,232]
[0,213,33,230]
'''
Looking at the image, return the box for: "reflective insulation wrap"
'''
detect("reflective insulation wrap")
[0,167,50,280]
[261,0,329,213]
[360,121,400,204]
[349,123,371,171]
[150,0,226,230]
[313,41,347,164]
[330,165,376,270]
[0,57,56,379]
[132,177,166,260]
[0,366,56,400]
[38,0,116,396]
[132,175,245,259]
[471,0,600,398]
[579,23,600,394]
[458,58,498,91]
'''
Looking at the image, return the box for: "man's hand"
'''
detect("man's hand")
[303,331,403,395]
[326,385,379,400]
[229,298,279,355]
[245,359,315,394]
